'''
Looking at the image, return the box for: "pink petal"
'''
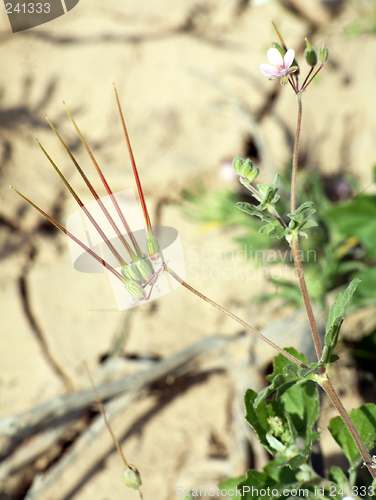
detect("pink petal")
[283,49,295,69]
[279,68,289,76]
[257,64,280,78]
[267,48,283,67]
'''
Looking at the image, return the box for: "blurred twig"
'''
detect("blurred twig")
[0,335,239,443]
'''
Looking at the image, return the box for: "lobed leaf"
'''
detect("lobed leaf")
[235,202,285,239]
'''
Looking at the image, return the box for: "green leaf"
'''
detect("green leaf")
[280,380,320,436]
[235,202,285,239]
[254,348,316,408]
[244,389,283,453]
[219,476,245,498]
[318,278,361,366]
[286,441,312,469]
[325,196,376,259]
[286,201,317,240]
[328,403,376,468]
[328,466,348,487]
[236,466,302,499]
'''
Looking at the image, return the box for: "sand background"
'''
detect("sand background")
[1,0,376,499]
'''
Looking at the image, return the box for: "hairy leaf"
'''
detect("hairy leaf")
[318,278,361,366]
[235,202,285,239]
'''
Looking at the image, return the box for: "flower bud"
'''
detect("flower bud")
[246,167,259,182]
[125,280,146,300]
[232,156,243,174]
[304,38,317,67]
[121,263,143,283]
[318,44,328,65]
[122,465,142,490]
[240,159,253,178]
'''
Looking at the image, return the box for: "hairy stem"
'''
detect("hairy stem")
[291,94,302,215]
[166,266,308,369]
[291,237,322,360]
[289,94,322,360]
[320,377,376,479]
[240,178,287,229]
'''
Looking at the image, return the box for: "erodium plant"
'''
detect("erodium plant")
[11,23,376,500]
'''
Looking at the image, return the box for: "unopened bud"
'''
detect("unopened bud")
[240,159,253,178]
[318,44,329,65]
[232,157,243,174]
[121,263,143,283]
[125,280,146,300]
[246,167,259,182]
[304,38,317,66]
[122,465,142,490]
[147,234,160,258]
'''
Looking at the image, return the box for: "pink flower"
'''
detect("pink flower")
[258,48,297,82]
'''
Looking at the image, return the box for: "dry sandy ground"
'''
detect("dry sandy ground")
[1,0,376,499]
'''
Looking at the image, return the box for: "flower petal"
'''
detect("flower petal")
[279,68,289,76]
[257,64,280,78]
[283,49,295,69]
[267,48,283,67]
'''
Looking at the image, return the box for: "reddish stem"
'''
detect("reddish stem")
[45,115,137,262]
[113,85,152,234]
[12,188,126,284]
[63,104,144,258]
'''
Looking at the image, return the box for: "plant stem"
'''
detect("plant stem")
[166,266,309,369]
[291,237,322,360]
[300,65,323,93]
[301,66,314,90]
[320,376,376,479]
[289,94,322,360]
[290,94,302,214]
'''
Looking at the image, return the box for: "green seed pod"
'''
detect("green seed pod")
[135,257,153,280]
[246,167,259,182]
[232,156,243,174]
[318,44,329,64]
[122,465,142,490]
[121,263,143,283]
[125,280,146,300]
[304,38,317,67]
[147,234,160,257]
